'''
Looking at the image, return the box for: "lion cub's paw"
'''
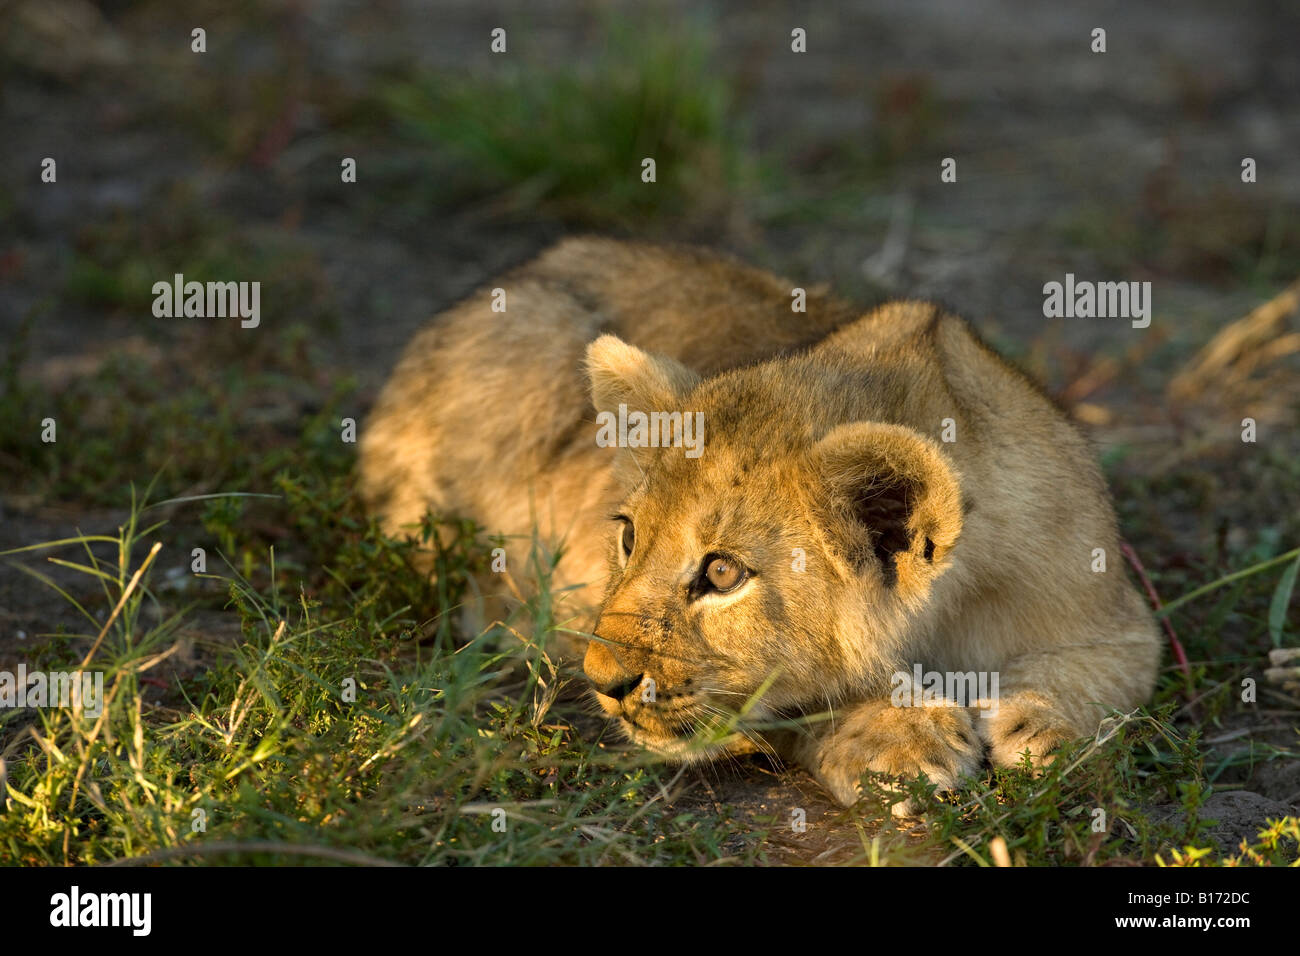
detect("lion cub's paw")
[806,701,984,815]
[980,693,1076,772]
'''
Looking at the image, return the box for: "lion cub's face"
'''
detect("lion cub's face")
[581,336,964,760]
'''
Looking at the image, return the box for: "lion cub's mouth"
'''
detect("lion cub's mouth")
[598,694,755,761]
[620,716,737,762]
[594,691,696,738]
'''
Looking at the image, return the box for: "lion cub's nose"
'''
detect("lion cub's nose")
[584,640,643,701]
[597,673,645,702]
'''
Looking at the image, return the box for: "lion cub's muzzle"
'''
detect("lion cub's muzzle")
[583,638,697,740]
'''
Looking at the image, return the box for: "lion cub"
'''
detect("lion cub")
[359,238,1162,809]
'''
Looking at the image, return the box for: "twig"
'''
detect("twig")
[1120,542,1192,690]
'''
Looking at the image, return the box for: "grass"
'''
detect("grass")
[376,14,755,230]
[0,478,781,866]
[1051,182,1300,288]
[2,285,1299,866]
[2,430,1298,864]
[1,281,339,508]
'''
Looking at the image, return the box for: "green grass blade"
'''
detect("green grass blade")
[1268,552,1300,647]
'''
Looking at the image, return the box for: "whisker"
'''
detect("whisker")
[694,701,780,764]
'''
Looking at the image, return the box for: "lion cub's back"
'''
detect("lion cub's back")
[358,237,853,536]
[529,237,856,372]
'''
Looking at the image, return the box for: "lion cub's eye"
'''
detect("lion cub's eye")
[619,519,635,558]
[704,554,745,592]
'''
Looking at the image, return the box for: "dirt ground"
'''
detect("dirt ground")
[2,0,1299,861]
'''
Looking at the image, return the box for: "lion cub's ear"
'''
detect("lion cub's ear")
[813,422,964,599]
[585,335,700,417]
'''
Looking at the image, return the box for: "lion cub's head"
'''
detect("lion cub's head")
[581,335,965,760]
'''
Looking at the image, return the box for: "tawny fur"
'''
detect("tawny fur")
[358,237,1162,810]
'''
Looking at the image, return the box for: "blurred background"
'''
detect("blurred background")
[2,0,1299,854]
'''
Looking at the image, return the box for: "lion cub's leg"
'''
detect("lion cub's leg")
[789,699,984,813]
[976,632,1160,770]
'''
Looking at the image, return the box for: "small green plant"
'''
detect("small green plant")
[379,15,752,228]
[1159,816,1300,866]
[834,707,1213,867]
